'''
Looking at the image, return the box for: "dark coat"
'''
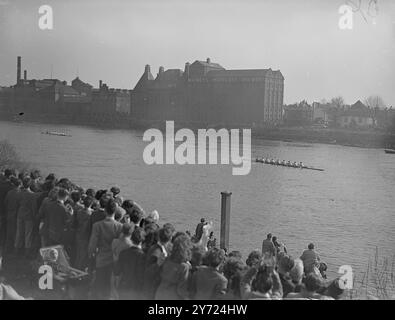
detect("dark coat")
[90,209,106,233]
[44,200,73,245]
[4,188,22,220]
[115,246,146,295]
[143,243,168,299]
[16,189,38,221]
[0,179,13,217]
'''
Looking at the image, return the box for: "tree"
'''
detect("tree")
[330,96,345,109]
[0,140,26,170]
[328,96,345,126]
[364,95,386,109]
[391,112,395,134]
[364,96,386,127]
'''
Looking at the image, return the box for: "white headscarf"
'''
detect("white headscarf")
[148,210,160,223]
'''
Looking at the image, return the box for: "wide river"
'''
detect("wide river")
[1,120,394,280]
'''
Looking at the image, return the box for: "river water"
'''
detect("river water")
[1,120,394,279]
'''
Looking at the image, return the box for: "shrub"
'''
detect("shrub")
[0,139,28,171]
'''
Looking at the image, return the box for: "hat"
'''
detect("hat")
[110,186,120,195]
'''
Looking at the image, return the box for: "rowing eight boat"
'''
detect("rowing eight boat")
[254,159,324,171]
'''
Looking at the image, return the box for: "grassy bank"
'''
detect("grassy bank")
[2,112,394,148]
[254,127,395,149]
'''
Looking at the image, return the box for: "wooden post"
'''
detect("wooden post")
[220,191,232,251]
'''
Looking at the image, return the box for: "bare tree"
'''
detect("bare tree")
[0,140,27,170]
[328,96,345,126]
[330,96,345,109]
[364,95,386,109]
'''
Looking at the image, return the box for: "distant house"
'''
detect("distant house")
[71,77,93,100]
[92,82,131,115]
[10,56,92,115]
[337,100,374,128]
[283,100,313,126]
[312,102,332,124]
[33,79,91,115]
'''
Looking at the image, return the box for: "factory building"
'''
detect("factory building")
[132,58,284,127]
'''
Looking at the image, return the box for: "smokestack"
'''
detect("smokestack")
[99,80,102,88]
[145,64,151,73]
[206,57,211,64]
[184,62,190,79]
[24,70,27,81]
[17,56,21,84]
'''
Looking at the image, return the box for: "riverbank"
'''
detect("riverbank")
[1,112,394,149]
[254,127,395,149]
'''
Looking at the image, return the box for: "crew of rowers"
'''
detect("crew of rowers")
[255,158,306,168]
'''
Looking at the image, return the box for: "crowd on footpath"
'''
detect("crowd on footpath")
[0,168,348,300]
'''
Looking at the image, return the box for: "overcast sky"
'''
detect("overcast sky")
[0,0,394,105]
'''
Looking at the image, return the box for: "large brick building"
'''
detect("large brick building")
[92,82,131,115]
[132,58,284,127]
[8,56,131,117]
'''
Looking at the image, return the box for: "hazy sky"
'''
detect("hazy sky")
[1,0,394,105]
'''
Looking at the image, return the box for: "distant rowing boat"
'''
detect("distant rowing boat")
[384,149,395,154]
[41,131,72,137]
[254,158,324,171]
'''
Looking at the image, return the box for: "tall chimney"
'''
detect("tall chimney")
[145,64,151,73]
[17,56,21,84]
[24,70,27,81]
[99,80,102,89]
[184,62,190,79]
